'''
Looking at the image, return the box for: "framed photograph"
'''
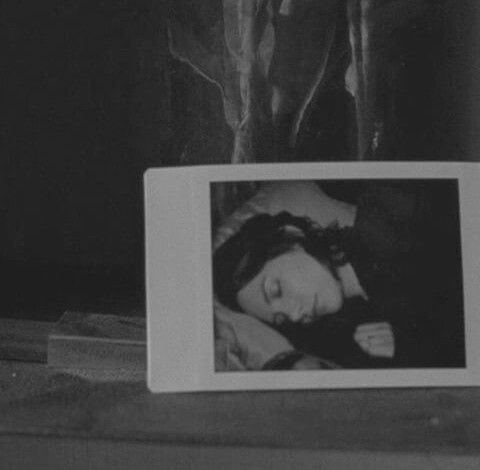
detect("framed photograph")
[145,162,480,393]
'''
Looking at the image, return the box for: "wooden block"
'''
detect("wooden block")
[47,312,146,371]
[0,319,52,363]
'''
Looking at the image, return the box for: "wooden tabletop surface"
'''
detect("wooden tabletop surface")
[1,359,480,456]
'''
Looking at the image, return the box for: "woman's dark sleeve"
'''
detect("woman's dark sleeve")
[351,181,465,368]
[277,298,394,369]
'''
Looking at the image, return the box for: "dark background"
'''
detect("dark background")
[1,0,174,319]
[1,0,480,321]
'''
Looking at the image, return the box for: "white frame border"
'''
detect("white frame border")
[145,162,480,393]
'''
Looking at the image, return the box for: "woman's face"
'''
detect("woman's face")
[236,246,344,326]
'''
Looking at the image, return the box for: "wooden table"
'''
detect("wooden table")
[1,355,480,469]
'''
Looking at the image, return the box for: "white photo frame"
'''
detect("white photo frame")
[145,162,480,393]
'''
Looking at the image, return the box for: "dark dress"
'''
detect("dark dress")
[277,180,465,369]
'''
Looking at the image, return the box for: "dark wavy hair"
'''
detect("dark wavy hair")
[213,211,350,313]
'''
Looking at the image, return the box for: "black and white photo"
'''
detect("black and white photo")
[145,162,480,393]
[212,178,465,371]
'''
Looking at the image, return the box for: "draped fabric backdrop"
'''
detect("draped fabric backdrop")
[168,0,471,217]
[168,0,443,165]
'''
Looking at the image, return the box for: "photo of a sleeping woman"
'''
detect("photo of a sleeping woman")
[212,179,465,372]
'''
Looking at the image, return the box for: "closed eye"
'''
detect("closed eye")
[263,278,282,303]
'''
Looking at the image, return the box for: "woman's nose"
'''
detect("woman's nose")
[272,299,303,324]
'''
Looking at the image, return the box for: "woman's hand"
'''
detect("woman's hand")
[354,322,395,358]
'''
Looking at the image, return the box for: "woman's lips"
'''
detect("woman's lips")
[298,295,322,324]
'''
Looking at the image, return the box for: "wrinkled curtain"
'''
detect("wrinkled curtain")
[347,0,430,160]
[169,0,431,167]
